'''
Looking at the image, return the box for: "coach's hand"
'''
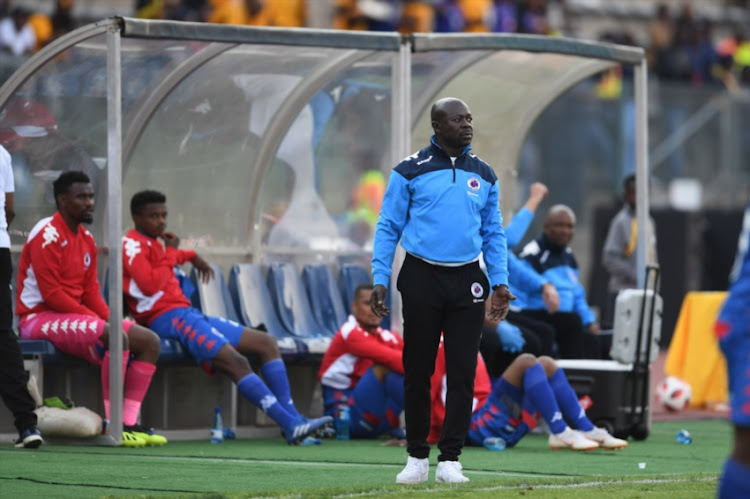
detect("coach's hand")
[488,285,515,322]
[370,284,390,318]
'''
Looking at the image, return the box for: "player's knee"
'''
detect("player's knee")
[130,324,161,355]
[214,346,251,378]
[255,330,280,358]
[537,355,557,375]
[102,324,129,350]
[371,363,390,382]
[515,353,537,370]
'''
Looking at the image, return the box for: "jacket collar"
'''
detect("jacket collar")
[430,134,472,158]
[539,233,568,253]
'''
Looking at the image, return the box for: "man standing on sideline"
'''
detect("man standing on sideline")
[601,175,657,329]
[370,97,514,484]
[0,144,43,448]
[716,201,750,498]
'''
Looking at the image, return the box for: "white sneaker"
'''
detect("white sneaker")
[396,456,429,484]
[548,427,599,451]
[435,460,469,483]
[582,427,628,450]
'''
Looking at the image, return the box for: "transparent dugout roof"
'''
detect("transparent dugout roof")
[0,18,645,271]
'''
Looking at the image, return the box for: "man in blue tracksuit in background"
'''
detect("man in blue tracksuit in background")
[370,97,515,484]
[517,205,604,359]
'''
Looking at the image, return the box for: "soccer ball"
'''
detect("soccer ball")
[656,376,692,412]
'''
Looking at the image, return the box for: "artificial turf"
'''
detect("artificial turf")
[0,418,730,498]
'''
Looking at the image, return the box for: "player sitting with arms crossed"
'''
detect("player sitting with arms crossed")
[430,335,627,451]
[16,171,165,447]
[319,283,405,441]
[122,190,332,445]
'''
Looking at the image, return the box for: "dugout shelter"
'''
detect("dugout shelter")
[0,18,648,441]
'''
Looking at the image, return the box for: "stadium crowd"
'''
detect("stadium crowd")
[2,1,749,89]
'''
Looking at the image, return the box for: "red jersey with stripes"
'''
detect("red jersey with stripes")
[318,315,404,390]
[121,228,196,326]
[428,340,491,444]
[16,212,109,319]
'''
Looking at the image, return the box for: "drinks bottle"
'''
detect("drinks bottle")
[335,403,350,441]
[483,436,506,451]
[211,406,224,444]
[676,429,692,444]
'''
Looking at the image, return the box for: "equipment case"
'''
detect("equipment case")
[558,265,662,440]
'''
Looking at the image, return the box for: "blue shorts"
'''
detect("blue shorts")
[716,315,750,428]
[150,307,245,371]
[467,378,525,448]
[322,368,401,439]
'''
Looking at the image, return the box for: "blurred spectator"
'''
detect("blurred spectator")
[137,0,207,22]
[601,175,658,329]
[399,0,432,34]
[688,20,719,86]
[206,0,248,25]
[647,3,674,70]
[205,0,304,27]
[269,0,305,27]
[51,0,76,38]
[434,0,465,33]
[27,11,52,52]
[673,3,695,46]
[333,0,368,30]
[457,0,492,32]
[716,53,742,94]
[742,66,750,87]
[518,0,549,35]
[360,0,399,31]
[491,0,517,33]
[545,0,569,36]
[0,8,36,57]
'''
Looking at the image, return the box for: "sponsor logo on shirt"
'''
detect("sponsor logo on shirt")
[417,155,433,166]
[123,237,142,265]
[41,225,59,248]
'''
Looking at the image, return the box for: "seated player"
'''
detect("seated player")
[16,171,165,447]
[429,339,627,451]
[122,190,331,445]
[318,283,405,440]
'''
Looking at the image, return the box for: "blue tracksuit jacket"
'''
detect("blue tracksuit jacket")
[518,233,596,326]
[372,136,509,289]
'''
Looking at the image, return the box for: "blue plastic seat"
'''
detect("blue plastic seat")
[302,264,348,336]
[338,263,390,330]
[18,339,87,366]
[189,262,239,323]
[228,263,305,359]
[266,262,332,354]
[338,264,372,315]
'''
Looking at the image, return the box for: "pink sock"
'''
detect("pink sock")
[123,360,156,426]
[101,350,129,420]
